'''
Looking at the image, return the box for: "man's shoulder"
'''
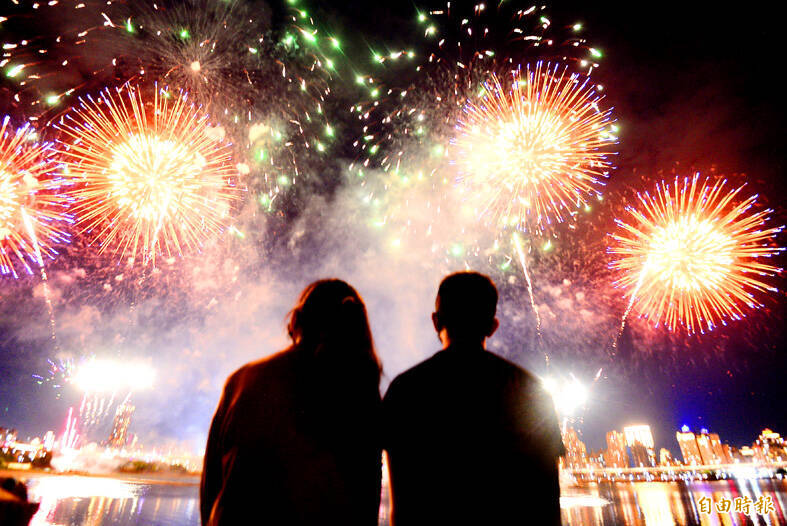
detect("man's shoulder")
[482,350,540,383]
[385,349,540,395]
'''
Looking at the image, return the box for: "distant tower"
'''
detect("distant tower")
[676,425,703,465]
[108,402,135,448]
[623,424,656,467]
[756,428,786,464]
[604,430,629,468]
[561,427,588,469]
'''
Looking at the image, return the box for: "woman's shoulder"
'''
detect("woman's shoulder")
[226,348,300,390]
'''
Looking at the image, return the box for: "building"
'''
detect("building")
[624,424,656,467]
[659,448,676,466]
[108,402,135,448]
[676,426,703,466]
[738,446,757,463]
[708,433,732,464]
[562,427,588,469]
[695,429,718,465]
[756,429,787,464]
[721,443,733,464]
[629,443,651,467]
[604,430,629,468]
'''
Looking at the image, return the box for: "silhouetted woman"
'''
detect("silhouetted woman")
[200,280,382,525]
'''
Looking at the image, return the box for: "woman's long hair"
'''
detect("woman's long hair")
[287,279,381,387]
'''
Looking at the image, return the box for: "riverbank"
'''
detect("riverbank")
[0,468,199,486]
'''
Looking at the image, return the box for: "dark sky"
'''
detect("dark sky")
[1,0,786,455]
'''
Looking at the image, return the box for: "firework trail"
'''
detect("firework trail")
[513,232,545,359]
[21,207,60,349]
[1,116,71,278]
[608,174,784,335]
[55,84,239,266]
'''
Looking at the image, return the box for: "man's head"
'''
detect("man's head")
[432,271,499,346]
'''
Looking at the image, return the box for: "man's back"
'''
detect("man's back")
[383,345,564,525]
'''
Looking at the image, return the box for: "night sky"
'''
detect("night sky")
[1,0,786,456]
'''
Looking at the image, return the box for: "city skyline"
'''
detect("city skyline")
[562,423,787,472]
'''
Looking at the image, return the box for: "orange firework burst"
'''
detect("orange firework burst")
[1,116,70,278]
[609,175,784,334]
[56,85,239,265]
[452,62,617,232]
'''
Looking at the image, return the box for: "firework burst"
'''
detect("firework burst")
[56,85,239,266]
[352,2,603,177]
[349,3,613,274]
[2,0,338,204]
[452,62,616,232]
[609,174,784,334]
[0,116,71,278]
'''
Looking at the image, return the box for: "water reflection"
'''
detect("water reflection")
[23,475,199,526]
[562,479,787,526]
[13,475,787,525]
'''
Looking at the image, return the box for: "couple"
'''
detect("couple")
[200,272,565,525]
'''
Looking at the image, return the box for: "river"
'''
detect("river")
[14,474,787,525]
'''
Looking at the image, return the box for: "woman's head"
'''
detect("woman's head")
[288,279,380,381]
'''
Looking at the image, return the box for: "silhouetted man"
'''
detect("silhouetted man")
[383,271,565,525]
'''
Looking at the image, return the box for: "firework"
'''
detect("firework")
[32,357,75,394]
[2,0,339,205]
[542,375,588,419]
[56,85,239,265]
[453,62,616,232]
[349,3,613,276]
[0,116,71,278]
[609,174,784,334]
[353,2,603,177]
[73,359,155,393]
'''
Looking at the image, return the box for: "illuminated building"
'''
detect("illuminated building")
[708,433,731,464]
[695,429,716,464]
[43,431,55,451]
[586,450,605,469]
[756,429,786,464]
[561,427,588,469]
[108,402,135,448]
[604,430,629,468]
[4,428,18,444]
[676,426,703,466]
[659,448,676,466]
[629,443,651,467]
[624,424,656,467]
[739,446,757,463]
[721,443,733,464]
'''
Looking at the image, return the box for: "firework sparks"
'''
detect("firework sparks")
[542,375,588,420]
[453,62,616,232]
[56,85,239,266]
[73,359,155,393]
[609,174,784,334]
[350,3,612,277]
[0,116,71,278]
